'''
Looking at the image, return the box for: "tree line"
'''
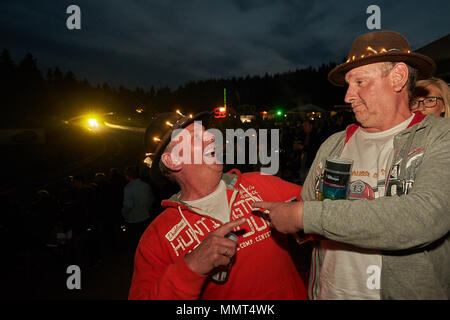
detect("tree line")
[0,48,346,128]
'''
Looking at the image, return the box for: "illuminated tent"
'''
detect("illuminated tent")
[287,103,326,113]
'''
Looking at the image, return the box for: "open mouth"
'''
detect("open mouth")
[203,144,216,158]
[204,150,216,158]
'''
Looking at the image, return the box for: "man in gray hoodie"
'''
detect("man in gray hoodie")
[254,30,450,299]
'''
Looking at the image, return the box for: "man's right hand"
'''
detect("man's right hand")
[184,218,246,275]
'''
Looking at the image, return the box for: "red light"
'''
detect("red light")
[214,107,226,118]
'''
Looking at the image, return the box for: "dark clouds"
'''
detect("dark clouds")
[1,0,448,90]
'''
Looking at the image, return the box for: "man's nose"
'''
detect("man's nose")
[344,85,356,104]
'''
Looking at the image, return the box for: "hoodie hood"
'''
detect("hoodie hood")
[159,170,244,241]
[161,169,242,212]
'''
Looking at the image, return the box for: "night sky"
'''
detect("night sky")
[1,0,448,90]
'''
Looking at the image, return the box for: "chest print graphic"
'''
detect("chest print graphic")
[166,185,272,257]
[166,217,220,257]
[386,147,425,197]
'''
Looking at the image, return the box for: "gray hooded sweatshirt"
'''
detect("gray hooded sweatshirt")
[302,112,450,299]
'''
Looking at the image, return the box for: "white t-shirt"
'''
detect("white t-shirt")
[318,114,414,300]
[183,180,230,224]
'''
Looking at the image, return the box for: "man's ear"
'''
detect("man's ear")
[390,63,409,93]
[161,152,182,171]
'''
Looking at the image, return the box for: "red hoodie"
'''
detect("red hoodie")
[128,169,308,300]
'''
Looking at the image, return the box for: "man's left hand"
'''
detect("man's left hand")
[252,201,304,234]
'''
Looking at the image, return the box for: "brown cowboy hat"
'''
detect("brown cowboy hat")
[328,30,436,86]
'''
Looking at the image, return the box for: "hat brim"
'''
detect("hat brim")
[328,51,436,86]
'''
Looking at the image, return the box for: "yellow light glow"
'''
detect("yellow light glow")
[153,137,161,142]
[189,114,193,118]
[166,121,173,127]
[366,46,377,54]
[219,107,226,112]
[88,119,99,128]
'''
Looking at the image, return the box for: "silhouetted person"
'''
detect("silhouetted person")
[122,166,154,254]
[65,174,99,267]
[30,190,61,248]
[298,119,321,183]
[109,168,127,248]
[90,172,112,260]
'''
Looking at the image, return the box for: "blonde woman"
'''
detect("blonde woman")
[410,77,450,118]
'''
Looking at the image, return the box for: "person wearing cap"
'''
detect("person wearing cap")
[128,112,308,300]
[253,30,450,299]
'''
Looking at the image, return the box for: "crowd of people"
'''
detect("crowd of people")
[0,164,161,285]
[214,109,356,185]
[278,111,355,184]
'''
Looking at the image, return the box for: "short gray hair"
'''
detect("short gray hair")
[381,62,418,98]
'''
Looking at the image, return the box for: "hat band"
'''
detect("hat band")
[346,46,411,63]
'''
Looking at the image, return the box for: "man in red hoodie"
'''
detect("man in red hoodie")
[128,112,308,299]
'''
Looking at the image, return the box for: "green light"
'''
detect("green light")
[224,88,226,107]
[277,110,282,116]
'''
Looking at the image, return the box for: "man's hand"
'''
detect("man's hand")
[184,218,246,275]
[252,201,304,234]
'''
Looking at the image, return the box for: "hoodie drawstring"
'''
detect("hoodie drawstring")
[178,206,201,245]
